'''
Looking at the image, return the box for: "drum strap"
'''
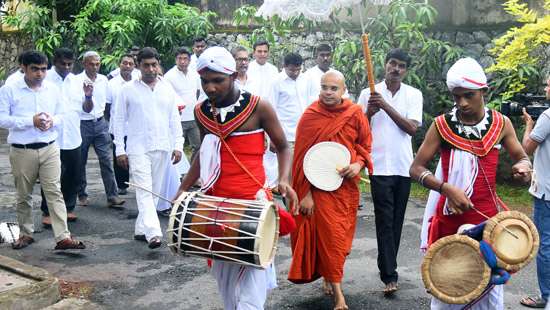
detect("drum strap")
[210,106,273,201]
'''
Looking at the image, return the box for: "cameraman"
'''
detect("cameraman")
[520,79,550,309]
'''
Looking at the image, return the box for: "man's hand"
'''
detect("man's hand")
[441,183,473,215]
[522,108,535,128]
[83,81,94,97]
[116,154,129,170]
[366,105,380,118]
[298,190,314,216]
[368,92,388,111]
[512,159,532,183]
[172,150,182,164]
[33,113,53,131]
[278,181,298,214]
[338,162,362,179]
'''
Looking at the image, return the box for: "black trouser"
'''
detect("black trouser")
[111,134,129,190]
[41,146,82,215]
[370,175,411,284]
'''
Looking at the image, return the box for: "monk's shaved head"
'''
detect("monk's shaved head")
[319,70,346,106]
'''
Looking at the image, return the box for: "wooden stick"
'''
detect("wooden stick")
[361,33,376,93]
[125,181,174,204]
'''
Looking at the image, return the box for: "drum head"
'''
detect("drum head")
[303,142,350,191]
[483,210,539,271]
[255,203,279,268]
[421,235,490,304]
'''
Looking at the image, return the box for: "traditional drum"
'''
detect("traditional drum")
[167,192,279,269]
[303,141,351,191]
[483,210,539,271]
[421,235,491,304]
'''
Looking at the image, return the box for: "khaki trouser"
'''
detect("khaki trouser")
[9,143,70,242]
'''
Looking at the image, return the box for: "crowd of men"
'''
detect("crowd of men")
[0,36,549,310]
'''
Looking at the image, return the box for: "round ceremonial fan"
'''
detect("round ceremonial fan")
[303,142,351,191]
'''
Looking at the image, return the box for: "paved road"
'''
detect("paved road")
[0,135,538,309]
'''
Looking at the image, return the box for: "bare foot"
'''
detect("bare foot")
[333,289,348,310]
[323,279,334,296]
[383,282,398,297]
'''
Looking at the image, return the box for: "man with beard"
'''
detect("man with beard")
[106,53,136,196]
[114,47,183,249]
[40,48,81,226]
[176,46,297,310]
[231,46,251,92]
[358,48,423,295]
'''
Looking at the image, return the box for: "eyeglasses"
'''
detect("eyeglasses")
[235,58,249,63]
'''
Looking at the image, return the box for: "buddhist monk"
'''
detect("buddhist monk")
[289,71,373,310]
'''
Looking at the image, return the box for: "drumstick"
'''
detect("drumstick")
[125,181,174,204]
[470,205,519,239]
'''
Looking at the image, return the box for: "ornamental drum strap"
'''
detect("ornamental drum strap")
[483,210,539,272]
[167,191,279,269]
[421,235,491,304]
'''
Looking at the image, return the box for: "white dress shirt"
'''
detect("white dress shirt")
[113,78,184,157]
[68,72,109,120]
[164,66,202,121]
[189,54,199,74]
[247,60,279,99]
[270,71,313,142]
[4,70,24,86]
[358,81,423,176]
[45,67,81,150]
[304,65,350,103]
[0,78,64,144]
[106,75,133,135]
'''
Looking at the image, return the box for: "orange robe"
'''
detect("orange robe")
[288,99,373,283]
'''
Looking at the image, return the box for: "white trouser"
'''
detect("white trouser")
[431,285,503,310]
[129,150,170,241]
[212,261,277,310]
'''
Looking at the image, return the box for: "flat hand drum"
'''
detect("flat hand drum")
[167,192,279,269]
[483,210,539,271]
[421,235,491,304]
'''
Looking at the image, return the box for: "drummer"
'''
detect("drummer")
[175,46,297,310]
[288,70,373,310]
[409,57,531,309]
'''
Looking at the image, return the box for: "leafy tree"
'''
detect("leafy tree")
[487,0,550,101]
[3,0,216,71]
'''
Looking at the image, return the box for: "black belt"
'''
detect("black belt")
[82,116,103,122]
[12,140,55,150]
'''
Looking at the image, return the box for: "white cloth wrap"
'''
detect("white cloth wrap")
[196,46,236,75]
[446,57,487,91]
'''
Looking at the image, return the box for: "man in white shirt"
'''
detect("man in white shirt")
[106,53,136,196]
[304,43,332,102]
[231,46,251,92]
[69,51,125,207]
[113,47,183,249]
[188,37,207,73]
[358,48,423,295]
[247,40,279,99]
[0,50,85,250]
[107,46,140,80]
[164,47,202,162]
[40,48,82,226]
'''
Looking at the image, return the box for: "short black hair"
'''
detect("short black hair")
[53,48,74,62]
[21,50,48,66]
[253,40,270,51]
[137,47,160,63]
[315,43,332,55]
[385,48,412,68]
[193,37,206,44]
[231,46,248,58]
[175,47,191,57]
[283,53,303,66]
[119,53,135,64]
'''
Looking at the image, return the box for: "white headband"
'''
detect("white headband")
[446,57,487,91]
[196,46,236,75]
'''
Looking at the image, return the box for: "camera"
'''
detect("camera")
[501,93,550,120]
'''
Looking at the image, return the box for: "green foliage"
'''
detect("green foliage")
[487,0,550,101]
[4,0,216,71]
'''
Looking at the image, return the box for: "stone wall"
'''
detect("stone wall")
[0,32,32,84]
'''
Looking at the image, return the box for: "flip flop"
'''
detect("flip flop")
[520,296,547,308]
[383,282,398,296]
[55,238,86,250]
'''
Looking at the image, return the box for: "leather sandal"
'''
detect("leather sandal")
[55,237,86,250]
[12,235,34,250]
[148,237,162,249]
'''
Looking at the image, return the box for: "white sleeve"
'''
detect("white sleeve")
[113,87,128,156]
[170,90,184,153]
[357,89,371,112]
[407,89,423,125]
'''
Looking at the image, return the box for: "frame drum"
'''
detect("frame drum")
[483,210,539,271]
[167,192,279,269]
[421,235,491,304]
